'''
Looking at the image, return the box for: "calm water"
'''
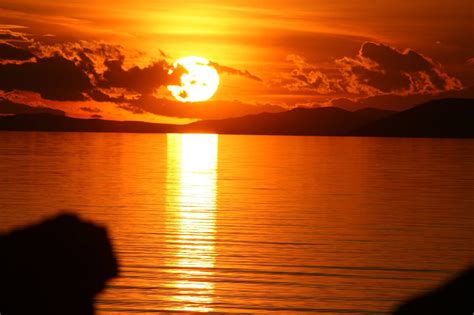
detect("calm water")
[0,132,473,314]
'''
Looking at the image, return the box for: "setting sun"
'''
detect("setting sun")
[1,1,473,315]
[167,56,220,103]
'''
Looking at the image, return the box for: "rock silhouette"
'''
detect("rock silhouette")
[0,213,471,314]
[0,214,118,315]
[393,266,474,315]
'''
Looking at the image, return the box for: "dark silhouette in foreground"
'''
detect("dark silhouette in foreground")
[393,266,474,315]
[0,213,471,314]
[0,214,118,315]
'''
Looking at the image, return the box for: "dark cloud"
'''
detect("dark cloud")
[209,62,262,82]
[3,22,465,119]
[282,42,463,98]
[0,28,270,120]
[86,88,130,103]
[0,28,30,42]
[98,58,182,94]
[118,104,145,115]
[31,41,190,98]
[0,41,183,102]
[0,97,65,115]
[337,42,462,94]
[284,54,340,93]
[0,43,34,61]
[0,55,92,101]
[80,106,101,113]
[0,33,26,41]
[31,41,127,68]
[90,114,102,119]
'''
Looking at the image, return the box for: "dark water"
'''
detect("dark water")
[0,132,473,314]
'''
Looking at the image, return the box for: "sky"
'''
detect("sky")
[0,0,473,123]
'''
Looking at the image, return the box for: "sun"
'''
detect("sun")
[167,56,220,103]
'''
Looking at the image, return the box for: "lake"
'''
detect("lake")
[0,132,473,314]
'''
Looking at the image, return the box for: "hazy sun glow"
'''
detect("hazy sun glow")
[167,56,220,103]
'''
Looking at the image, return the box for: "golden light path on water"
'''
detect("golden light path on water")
[165,134,218,312]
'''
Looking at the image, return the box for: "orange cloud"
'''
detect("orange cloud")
[209,61,262,82]
[0,42,34,62]
[280,42,463,98]
[0,16,469,120]
[337,42,463,95]
[0,56,92,100]
[0,27,284,120]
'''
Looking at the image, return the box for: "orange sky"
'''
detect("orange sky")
[0,0,473,122]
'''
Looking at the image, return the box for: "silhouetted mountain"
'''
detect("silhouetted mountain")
[331,86,474,112]
[0,214,118,315]
[0,113,179,133]
[183,106,395,135]
[352,98,474,138]
[1,98,473,138]
[0,98,66,116]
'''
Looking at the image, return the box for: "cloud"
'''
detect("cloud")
[86,88,127,102]
[282,42,463,98]
[2,20,465,120]
[0,43,34,61]
[0,56,92,100]
[336,42,462,94]
[0,32,27,41]
[98,58,183,94]
[0,32,271,120]
[80,106,101,113]
[0,26,30,42]
[29,41,138,79]
[209,62,262,82]
[0,39,183,102]
[28,40,259,92]
[118,104,145,115]
[284,54,340,94]
[0,97,65,115]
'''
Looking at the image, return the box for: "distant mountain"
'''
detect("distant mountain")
[0,98,66,116]
[183,107,395,135]
[331,86,474,112]
[0,98,473,138]
[0,114,178,133]
[352,98,474,138]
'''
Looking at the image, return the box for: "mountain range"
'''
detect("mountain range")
[0,98,472,138]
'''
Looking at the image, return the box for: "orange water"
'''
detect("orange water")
[1,132,473,314]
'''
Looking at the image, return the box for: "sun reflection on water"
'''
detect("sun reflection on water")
[165,134,218,312]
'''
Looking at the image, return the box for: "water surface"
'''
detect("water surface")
[0,132,473,314]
